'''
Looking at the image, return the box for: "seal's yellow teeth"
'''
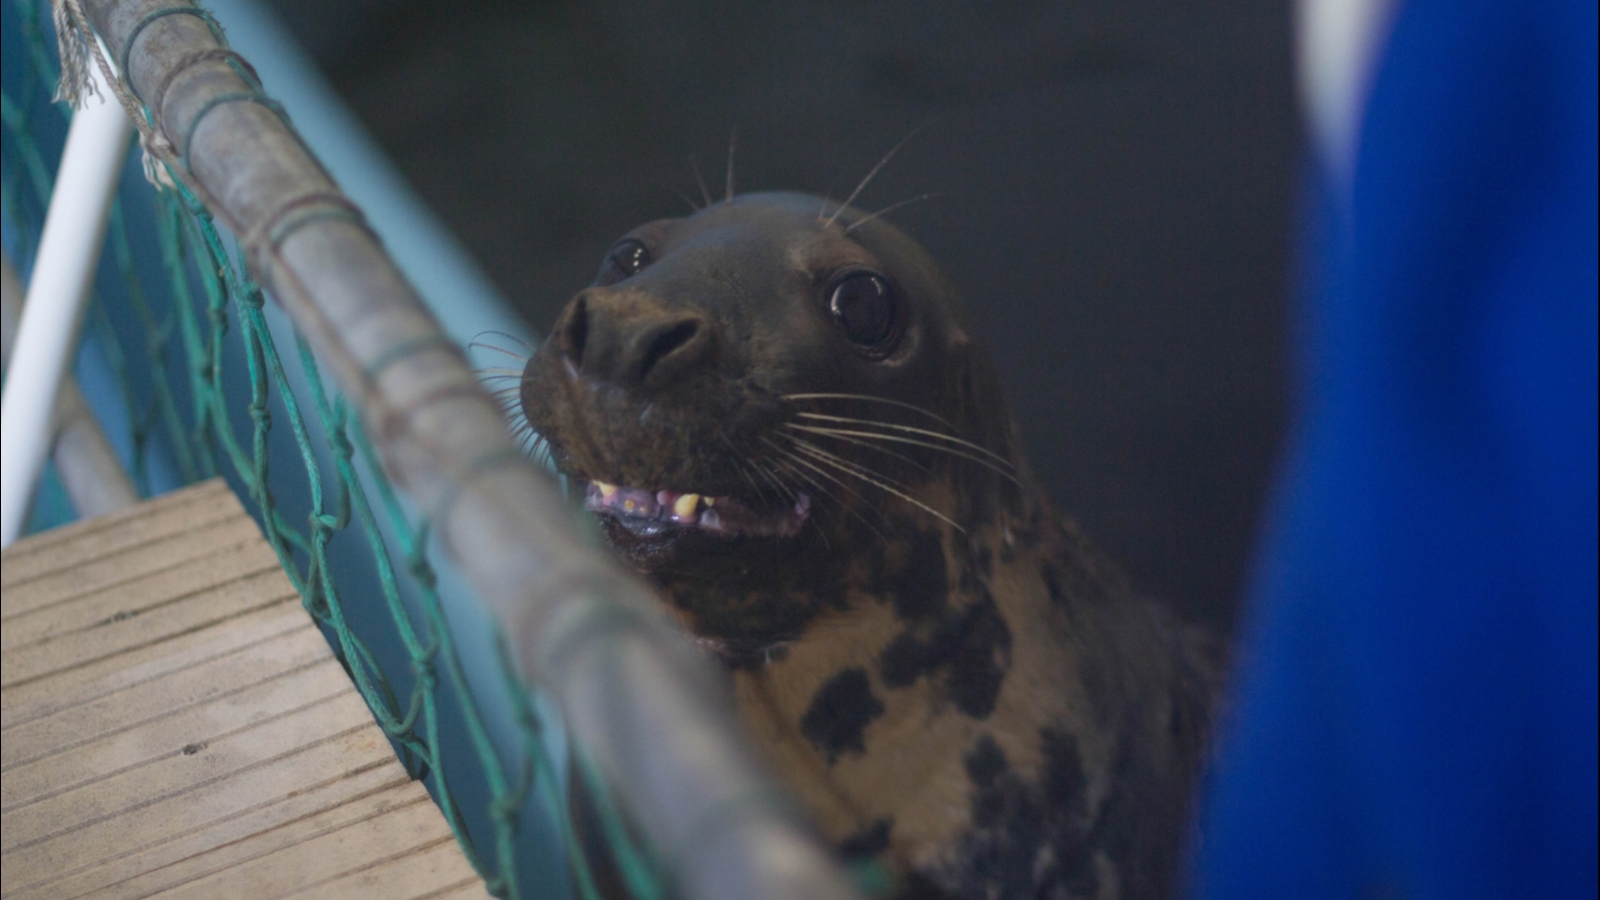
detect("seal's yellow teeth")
[583,481,809,538]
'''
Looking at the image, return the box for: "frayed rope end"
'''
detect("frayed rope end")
[50,0,103,109]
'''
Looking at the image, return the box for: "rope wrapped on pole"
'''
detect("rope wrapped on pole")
[66,2,863,898]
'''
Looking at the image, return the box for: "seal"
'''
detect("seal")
[518,191,1221,900]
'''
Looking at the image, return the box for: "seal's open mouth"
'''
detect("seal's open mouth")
[584,481,811,539]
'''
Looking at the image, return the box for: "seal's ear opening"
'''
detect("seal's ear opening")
[947,329,1032,523]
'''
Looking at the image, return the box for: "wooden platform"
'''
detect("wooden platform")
[1,479,491,900]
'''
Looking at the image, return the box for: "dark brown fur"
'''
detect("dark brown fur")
[520,192,1220,899]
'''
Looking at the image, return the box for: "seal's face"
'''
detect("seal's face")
[521,192,1020,646]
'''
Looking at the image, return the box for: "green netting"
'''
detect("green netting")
[0,2,667,897]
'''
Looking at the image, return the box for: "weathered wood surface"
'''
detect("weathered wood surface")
[0,478,490,899]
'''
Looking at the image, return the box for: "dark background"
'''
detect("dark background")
[264,0,1298,631]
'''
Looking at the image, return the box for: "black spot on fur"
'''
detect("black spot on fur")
[895,873,962,900]
[840,817,894,859]
[1076,654,1116,730]
[958,537,992,595]
[967,538,993,578]
[1040,727,1088,819]
[964,734,1009,788]
[948,728,1098,900]
[881,530,948,620]
[959,564,982,594]
[800,668,885,763]
[879,591,1012,719]
[1042,562,1067,606]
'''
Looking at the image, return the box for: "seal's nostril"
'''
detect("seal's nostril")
[638,319,701,382]
[562,296,589,366]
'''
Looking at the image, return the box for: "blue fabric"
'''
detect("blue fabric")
[1192,2,1598,898]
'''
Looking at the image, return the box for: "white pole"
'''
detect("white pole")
[0,59,131,547]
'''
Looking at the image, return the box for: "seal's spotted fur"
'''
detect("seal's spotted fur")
[520,192,1220,899]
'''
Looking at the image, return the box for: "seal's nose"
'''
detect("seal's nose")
[555,288,714,390]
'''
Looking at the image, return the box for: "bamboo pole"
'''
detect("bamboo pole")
[69,2,860,898]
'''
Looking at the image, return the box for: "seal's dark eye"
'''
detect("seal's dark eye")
[597,239,651,285]
[827,272,897,351]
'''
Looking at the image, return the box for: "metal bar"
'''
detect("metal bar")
[0,252,138,520]
[73,3,861,898]
[0,55,131,547]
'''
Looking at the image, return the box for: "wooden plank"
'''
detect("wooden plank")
[1,481,487,899]
[140,795,466,900]
[0,479,233,587]
[1,514,269,621]
[1,565,300,688]
[2,658,350,811]
[1,689,374,849]
[417,880,501,900]
[1,535,283,652]
[283,835,492,900]
[10,758,411,900]
[0,601,307,730]
[1,723,397,892]
[37,777,428,900]
[2,621,328,769]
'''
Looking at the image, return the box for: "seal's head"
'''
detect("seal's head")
[520,192,1027,650]
[522,194,1220,899]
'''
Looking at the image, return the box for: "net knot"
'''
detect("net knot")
[327,427,353,461]
[410,642,440,691]
[488,791,523,825]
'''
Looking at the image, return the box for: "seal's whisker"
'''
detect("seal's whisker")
[794,412,1004,460]
[777,459,876,548]
[758,457,842,548]
[740,448,798,506]
[778,422,931,476]
[750,457,804,510]
[689,154,713,208]
[722,433,795,504]
[725,127,738,203]
[762,439,890,545]
[845,192,954,234]
[793,424,1023,488]
[747,449,841,548]
[826,123,930,228]
[468,342,531,364]
[520,427,555,469]
[790,415,1018,474]
[784,434,918,498]
[783,436,966,534]
[738,443,838,545]
[724,447,768,500]
[471,329,532,351]
[782,392,956,430]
